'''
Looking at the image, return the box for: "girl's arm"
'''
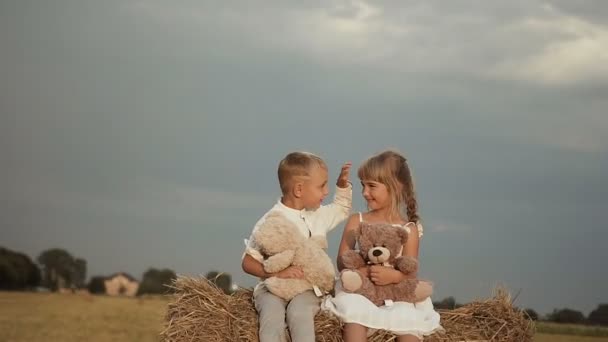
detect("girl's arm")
[400,224,420,279]
[337,214,369,275]
[403,224,420,260]
[370,225,420,285]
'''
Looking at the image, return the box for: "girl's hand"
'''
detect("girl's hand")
[370,265,403,285]
[336,162,352,188]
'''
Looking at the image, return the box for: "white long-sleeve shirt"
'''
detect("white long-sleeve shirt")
[243,184,352,263]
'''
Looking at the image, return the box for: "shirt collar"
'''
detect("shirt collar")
[276,197,306,219]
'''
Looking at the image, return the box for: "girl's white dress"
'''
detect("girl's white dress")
[321,214,443,338]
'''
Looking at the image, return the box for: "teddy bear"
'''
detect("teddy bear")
[339,222,433,306]
[252,211,336,301]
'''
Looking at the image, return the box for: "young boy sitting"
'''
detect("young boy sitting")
[242,152,352,342]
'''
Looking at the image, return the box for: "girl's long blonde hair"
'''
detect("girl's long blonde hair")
[357,150,420,223]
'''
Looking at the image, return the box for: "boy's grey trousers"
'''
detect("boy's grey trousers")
[254,284,321,342]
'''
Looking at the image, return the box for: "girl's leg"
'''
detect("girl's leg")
[342,323,368,342]
[397,334,421,342]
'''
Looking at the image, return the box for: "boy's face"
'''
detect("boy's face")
[300,165,329,210]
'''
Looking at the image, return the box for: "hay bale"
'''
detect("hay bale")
[161,277,534,342]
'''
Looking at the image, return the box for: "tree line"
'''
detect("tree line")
[1,246,179,295]
[1,246,235,297]
[433,296,608,326]
[4,246,603,325]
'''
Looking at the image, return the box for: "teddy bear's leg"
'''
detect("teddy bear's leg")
[359,277,385,306]
[340,270,363,292]
[341,270,388,306]
[340,269,373,293]
[316,274,336,294]
[264,277,312,301]
[305,265,335,294]
[391,280,433,303]
[413,280,433,302]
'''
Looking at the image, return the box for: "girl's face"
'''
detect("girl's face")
[361,179,390,210]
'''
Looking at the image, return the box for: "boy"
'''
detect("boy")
[242,152,352,342]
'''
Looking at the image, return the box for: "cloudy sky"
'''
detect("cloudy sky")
[1,0,607,315]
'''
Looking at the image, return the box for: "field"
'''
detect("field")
[0,291,167,342]
[1,291,606,342]
[536,322,608,341]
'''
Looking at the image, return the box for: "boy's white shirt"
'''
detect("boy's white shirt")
[243,184,352,288]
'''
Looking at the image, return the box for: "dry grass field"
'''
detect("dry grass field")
[1,291,606,342]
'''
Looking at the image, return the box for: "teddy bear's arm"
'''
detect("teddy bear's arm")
[340,250,366,269]
[309,235,328,250]
[394,256,419,274]
[263,250,296,273]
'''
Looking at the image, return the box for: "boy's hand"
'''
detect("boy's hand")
[275,265,304,279]
[336,162,352,188]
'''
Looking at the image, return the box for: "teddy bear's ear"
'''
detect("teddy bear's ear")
[357,224,369,239]
[398,227,409,244]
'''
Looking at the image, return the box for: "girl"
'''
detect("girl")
[323,150,442,341]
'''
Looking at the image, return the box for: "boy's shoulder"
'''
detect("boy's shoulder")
[253,206,276,227]
[254,202,299,227]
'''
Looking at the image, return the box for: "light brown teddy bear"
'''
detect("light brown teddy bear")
[339,222,433,306]
[253,211,336,301]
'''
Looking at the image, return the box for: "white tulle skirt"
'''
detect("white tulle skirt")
[321,280,444,339]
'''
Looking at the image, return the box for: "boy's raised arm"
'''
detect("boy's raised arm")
[315,162,353,232]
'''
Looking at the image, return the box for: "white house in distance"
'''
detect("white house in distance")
[104,272,139,297]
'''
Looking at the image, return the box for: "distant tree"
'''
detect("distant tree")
[547,308,585,324]
[588,304,608,326]
[37,248,87,291]
[37,248,73,290]
[206,271,233,294]
[523,308,539,321]
[25,258,41,288]
[87,276,106,294]
[137,268,177,295]
[73,258,87,289]
[0,247,41,290]
[0,258,18,289]
[433,296,461,310]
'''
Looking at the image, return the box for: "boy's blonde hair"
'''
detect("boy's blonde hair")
[278,152,327,194]
[358,150,420,223]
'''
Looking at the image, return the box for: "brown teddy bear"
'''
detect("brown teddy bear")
[253,211,336,301]
[339,222,433,306]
